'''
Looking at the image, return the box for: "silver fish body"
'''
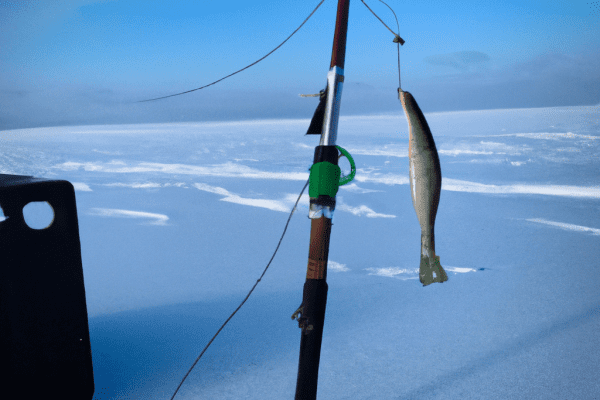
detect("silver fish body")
[399,90,448,286]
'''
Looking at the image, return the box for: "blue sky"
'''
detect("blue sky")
[1,0,599,130]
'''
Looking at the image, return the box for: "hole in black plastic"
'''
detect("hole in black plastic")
[23,201,55,230]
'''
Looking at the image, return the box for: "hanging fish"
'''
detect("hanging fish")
[399,89,448,286]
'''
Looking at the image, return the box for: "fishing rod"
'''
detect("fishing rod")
[292,1,352,399]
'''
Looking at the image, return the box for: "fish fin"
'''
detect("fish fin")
[420,255,448,286]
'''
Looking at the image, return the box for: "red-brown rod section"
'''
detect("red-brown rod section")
[329,0,351,69]
[306,217,333,280]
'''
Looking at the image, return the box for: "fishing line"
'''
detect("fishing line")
[169,179,309,400]
[161,2,398,398]
[139,1,326,103]
[361,0,404,90]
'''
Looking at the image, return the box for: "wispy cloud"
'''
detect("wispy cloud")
[0,89,30,98]
[424,51,491,71]
[510,52,598,83]
[88,208,169,225]
[409,48,600,112]
[526,218,600,235]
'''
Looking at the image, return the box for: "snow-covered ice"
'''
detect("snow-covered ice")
[1,105,599,399]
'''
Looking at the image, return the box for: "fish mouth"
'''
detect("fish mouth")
[398,89,413,103]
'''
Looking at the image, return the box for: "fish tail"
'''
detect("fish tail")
[419,255,448,286]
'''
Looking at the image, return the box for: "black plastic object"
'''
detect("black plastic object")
[306,88,327,135]
[295,279,328,400]
[0,174,94,399]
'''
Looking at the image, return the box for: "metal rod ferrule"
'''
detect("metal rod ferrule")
[319,66,344,147]
[309,203,335,219]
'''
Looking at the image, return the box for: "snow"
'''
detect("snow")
[1,105,599,399]
[526,218,600,235]
[87,208,170,226]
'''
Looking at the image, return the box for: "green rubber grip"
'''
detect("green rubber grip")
[309,162,341,198]
[308,145,356,198]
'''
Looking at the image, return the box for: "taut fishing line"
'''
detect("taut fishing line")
[155,1,404,398]
[169,180,309,400]
[361,0,404,89]
[157,3,324,398]
[139,0,325,103]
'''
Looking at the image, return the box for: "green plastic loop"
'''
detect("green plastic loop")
[335,145,356,186]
